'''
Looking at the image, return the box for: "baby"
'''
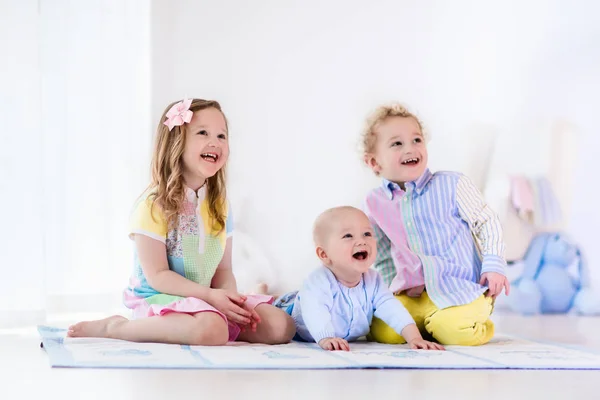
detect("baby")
[275,206,444,351]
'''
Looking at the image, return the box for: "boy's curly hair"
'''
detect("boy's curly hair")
[361,102,428,156]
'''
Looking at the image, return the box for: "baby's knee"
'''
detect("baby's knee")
[190,312,229,346]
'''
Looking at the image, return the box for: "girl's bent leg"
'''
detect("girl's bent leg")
[68,312,229,346]
[237,304,295,344]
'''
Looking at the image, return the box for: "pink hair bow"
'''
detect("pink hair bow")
[163,98,193,131]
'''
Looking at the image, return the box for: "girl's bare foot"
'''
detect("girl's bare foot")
[67,315,127,339]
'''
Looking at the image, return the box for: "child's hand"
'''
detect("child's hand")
[401,323,444,350]
[405,285,425,298]
[318,337,350,351]
[208,289,253,325]
[479,272,510,299]
[407,338,445,350]
[238,302,262,332]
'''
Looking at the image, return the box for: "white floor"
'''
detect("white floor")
[2,313,600,400]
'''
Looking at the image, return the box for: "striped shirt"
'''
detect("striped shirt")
[363,169,506,309]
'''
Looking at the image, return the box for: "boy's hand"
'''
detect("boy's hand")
[405,285,425,298]
[407,338,445,351]
[318,337,350,351]
[480,272,510,299]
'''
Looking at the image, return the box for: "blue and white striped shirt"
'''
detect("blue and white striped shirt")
[364,169,506,309]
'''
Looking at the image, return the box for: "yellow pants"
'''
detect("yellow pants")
[369,292,494,346]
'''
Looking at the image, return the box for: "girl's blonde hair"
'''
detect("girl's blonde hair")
[361,102,427,155]
[147,98,228,232]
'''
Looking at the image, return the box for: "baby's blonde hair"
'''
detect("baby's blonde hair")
[361,102,427,156]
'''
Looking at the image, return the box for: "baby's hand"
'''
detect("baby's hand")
[405,285,425,298]
[318,337,350,351]
[479,272,511,299]
[407,338,445,351]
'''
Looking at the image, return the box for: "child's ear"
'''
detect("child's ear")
[315,246,332,266]
[364,153,382,175]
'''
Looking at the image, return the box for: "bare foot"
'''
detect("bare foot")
[67,315,127,338]
[253,282,269,295]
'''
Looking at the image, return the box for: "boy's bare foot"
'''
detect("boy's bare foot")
[67,315,127,339]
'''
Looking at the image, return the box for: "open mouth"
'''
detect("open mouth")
[201,152,219,163]
[352,250,369,261]
[401,157,420,166]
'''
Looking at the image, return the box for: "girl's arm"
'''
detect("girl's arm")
[135,234,214,301]
[210,237,237,291]
[135,234,253,325]
[210,237,261,329]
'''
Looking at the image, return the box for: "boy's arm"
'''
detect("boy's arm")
[456,175,507,275]
[298,272,337,343]
[371,272,415,335]
[370,217,397,286]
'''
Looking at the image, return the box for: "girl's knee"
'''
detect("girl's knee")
[266,306,296,344]
[256,304,296,344]
[190,312,229,346]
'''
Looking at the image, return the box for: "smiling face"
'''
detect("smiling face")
[181,107,229,189]
[314,207,377,286]
[365,116,428,186]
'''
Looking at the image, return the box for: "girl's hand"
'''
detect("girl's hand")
[318,337,350,351]
[238,303,262,332]
[208,289,253,325]
[407,338,445,350]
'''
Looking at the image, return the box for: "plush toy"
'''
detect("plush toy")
[229,194,278,294]
[507,232,600,315]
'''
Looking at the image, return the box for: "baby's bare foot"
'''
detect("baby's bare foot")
[67,315,127,338]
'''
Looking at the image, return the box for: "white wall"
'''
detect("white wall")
[152,0,598,292]
[0,1,152,322]
[0,0,45,323]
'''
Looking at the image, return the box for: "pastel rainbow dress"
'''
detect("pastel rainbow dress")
[123,186,271,340]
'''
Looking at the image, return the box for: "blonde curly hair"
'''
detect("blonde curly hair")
[146,98,228,232]
[361,102,427,156]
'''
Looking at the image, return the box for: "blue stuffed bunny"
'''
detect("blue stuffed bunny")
[508,232,600,315]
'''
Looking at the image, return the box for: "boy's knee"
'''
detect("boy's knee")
[425,309,494,346]
[190,312,229,346]
[368,317,406,344]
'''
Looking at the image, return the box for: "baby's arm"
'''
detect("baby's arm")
[371,272,444,350]
[456,175,510,298]
[299,272,347,350]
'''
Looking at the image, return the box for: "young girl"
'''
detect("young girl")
[68,98,296,345]
[361,102,510,346]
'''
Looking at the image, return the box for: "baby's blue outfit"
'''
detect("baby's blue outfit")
[280,266,415,343]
